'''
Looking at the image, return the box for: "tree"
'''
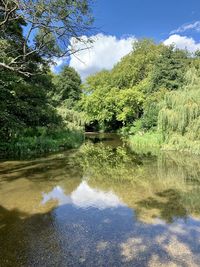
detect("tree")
[79,40,161,130]
[52,66,82,106]
[158,68,200,154]
[0,67,61,141]
[79,68,145,130]
[79,39,193,132]
[111,39,162,89]
[150,45,188,92]
[0,0,94,76]
[0,14,62,142]
[115,86,144,124]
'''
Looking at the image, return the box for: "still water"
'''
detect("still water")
[0,133,200,266]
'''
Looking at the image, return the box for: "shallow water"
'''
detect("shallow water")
[1,134,200,266]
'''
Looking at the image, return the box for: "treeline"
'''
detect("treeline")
[79,40,200,155]
[0,0,92,157]
[1,1,199,157]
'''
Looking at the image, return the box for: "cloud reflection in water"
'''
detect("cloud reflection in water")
[42,181,125,210]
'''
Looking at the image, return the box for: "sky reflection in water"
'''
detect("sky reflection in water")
[42,181,125,210]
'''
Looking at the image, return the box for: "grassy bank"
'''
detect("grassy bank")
[128,131,200,156]
[162,134,200,155]
[0,128,84,158]
[128,132,163,155]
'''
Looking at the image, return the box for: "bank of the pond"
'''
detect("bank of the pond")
[0,129,84,158]
[128,131,200,156]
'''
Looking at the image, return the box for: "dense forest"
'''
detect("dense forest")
[0,1,200,157]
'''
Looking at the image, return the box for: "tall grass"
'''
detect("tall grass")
[128,131,163,155]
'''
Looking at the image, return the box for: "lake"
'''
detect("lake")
[0,133,200,267]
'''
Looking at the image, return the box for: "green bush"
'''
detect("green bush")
[0,127,84,158]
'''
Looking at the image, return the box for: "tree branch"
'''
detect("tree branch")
[0,62,31,76]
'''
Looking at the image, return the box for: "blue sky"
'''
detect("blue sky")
[54,0,200,79]
[92,0,200,41]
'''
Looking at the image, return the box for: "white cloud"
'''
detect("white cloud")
[68,33,136,80]
[42,181,125,210]
[51,33,200,77]
[164,34,200,53]
[171,21,200,34]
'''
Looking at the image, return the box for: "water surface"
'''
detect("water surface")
[1,133,200,266]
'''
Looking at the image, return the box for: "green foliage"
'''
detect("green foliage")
[57,104,86,130]
[79,38,200,155]
[83,70,111,93]
[158,68,200,154]
[128,131,163,155]
[142,88,167,130]
[0,0,94,74]
[52,66,82,105]
[51,66,86,133]
[0,13,86,157]
[128,68,200,156]
[79,84,120,130]
[0,65,85,157]
[79,40,161,131]
[1,10,199,160]
[0,68,61,142]
[34,28,61,58]
[162,134,200,155]
[111,39,162,89]
[0,127,84,158]
[115,86,144,123]
[150,46,189,92]
[80,39,190,132]
[120,119,144,136]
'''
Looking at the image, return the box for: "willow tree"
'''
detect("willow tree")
[158,68,200,154]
